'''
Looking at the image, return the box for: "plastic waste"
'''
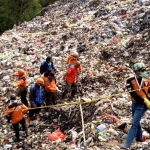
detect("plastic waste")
[4,144,12,150]
[96,123,107,132]
[100,113,122,123]
[47,128,65,141]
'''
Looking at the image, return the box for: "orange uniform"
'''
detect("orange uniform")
[5,103,28,124]
[65,67,78,83]
[67,55,82,72]
[13,70,27,89]
[41,74,47,83]
[126,77,150,103]
[13,77,27,88]
[13,70,28,106]
[13,71,26,78]
[45,78,57,92]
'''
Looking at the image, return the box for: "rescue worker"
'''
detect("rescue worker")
[41,70,50,85]
[44,72,57,105]
[40,56,56,75]
[13,69,28,107]
[120,63,150,149]
[26,78,44,126]
[44,72,61,105]
[5,94,28,141]
[61,62,80,100]
[67,51,82,72]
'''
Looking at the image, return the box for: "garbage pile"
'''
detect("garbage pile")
[0,0,150,149]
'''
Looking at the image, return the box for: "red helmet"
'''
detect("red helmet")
[36,78,44,85]
[72,52,79,57]
[18,69,25,77]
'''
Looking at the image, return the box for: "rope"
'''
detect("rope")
[5,86,150,113]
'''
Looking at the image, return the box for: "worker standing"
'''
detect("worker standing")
[26,78,44,126]
[5,94,28,142]
[120,63,150,149]
[13,69,28,107]
[41,70,50,85]
[61,62,80,100]
[67,51,82,73]
[44,72,58,105]
[40,56,56,75]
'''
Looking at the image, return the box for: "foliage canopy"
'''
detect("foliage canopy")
[0,0,57,35]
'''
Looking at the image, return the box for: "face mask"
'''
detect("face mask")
[47,62,51,66]
[140,71,147,78]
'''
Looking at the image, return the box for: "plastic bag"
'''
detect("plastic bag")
[96,123,107,132]
[47,128,65,141]
[100,113,122,123]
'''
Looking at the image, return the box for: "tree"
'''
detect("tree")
[0,0,57,35]
[39,0,57,7]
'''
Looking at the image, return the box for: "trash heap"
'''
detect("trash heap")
[0,0,150,149]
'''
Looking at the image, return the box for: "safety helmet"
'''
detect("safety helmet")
[18,69,25,77]
[72,52,79,57]
[132,63,145,71]
[36,78,44,85]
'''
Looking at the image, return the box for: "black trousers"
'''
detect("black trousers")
[20,88,28,107]
[12,118,27,139]
[61,82,77,99]
[29,104,41,118]
[45,92,57,105]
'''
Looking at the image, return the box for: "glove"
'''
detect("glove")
[56,87,62,92]
[144,98,150,109]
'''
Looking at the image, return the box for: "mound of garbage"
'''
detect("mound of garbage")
[0,0,150,149]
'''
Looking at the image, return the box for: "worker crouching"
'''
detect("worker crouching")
[5,95,28,142]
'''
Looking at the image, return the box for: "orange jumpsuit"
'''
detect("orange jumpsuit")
[13,73,28,106]
[5,103,28,124]
[67,55,82,72]
[44,78,57,105]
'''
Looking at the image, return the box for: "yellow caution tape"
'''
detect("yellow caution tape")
[5,86,150,113]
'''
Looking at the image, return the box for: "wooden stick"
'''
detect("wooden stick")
[79,96,86,146]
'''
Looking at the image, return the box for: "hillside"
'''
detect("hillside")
[0,0,150,149]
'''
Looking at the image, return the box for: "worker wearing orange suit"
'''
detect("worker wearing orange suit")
[40,71,50,85]
[13,69,28,106]
[44,72,60,105]
[5,94,28,141]
[61,62,80,100]
[67,52,82,72]
[120,63,150,149]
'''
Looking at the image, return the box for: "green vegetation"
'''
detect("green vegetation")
[0,0,57,35]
